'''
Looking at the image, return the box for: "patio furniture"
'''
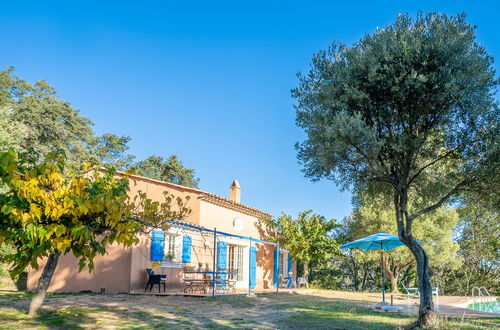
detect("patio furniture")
[297,276,309,288]
[401,282,439,299]
[227,278,237,293]
[278,274,288,288]
[145,269,167,293]
[182,278,210,294]
[341,232,425,303]
[287,272,296,289]
[181,270,237,295]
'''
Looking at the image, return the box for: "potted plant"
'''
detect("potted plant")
[198,263,203,271]
[205,263,210,271]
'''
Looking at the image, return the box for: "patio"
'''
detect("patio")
[135,220,298,297]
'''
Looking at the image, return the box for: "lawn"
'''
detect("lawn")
[0,290,498,329]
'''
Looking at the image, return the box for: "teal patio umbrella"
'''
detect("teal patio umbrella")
[341,232,424,302]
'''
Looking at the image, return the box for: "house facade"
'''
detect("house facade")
[27,174,294,294]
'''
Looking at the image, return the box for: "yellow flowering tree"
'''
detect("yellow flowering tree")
[0,149,191,316]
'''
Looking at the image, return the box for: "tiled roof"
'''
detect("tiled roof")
[115,172,273,219]
[201,192,273,219]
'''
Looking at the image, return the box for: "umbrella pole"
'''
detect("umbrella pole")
[381,249,385,302]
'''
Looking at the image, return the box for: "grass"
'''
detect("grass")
[0,290,498,329]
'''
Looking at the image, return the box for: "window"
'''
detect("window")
[164,234,179,261]
[279,251,288,278]
[228,245,244,281]
[237,246,243,281]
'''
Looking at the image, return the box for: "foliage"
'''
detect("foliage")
[0,67,94,170]
[0,67,196,187]
[0,241,15,285]
[443,201,499,296]
[135,155,199,188]
[292,12,499,325]
[261,210,340,277]
[89,133,135,170]
[343,190,461,292]
[0,149,191,276]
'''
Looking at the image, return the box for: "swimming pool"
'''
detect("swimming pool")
[467,300,500,314]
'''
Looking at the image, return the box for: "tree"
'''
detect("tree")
[445,201,499,295]
[261,210,340,281]
[135,155,199,188]
[345,190,460,293]
[0,68,94,168]
[0,149,191,316]
[292,12,499,326]
[89,133,135,170]
[0,67,135,171]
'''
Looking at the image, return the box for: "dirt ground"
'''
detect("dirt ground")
[1,289,498,329]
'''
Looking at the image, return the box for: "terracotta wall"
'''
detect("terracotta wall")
[27,242,132,293]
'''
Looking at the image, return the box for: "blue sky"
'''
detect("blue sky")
[1,1,499,221]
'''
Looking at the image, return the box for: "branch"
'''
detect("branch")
[401,260,414,269]
[407,148,459,185]
[409,179,468,221]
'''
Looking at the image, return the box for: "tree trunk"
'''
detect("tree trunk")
[394,188,438,327]
[404,238,438,326]
[303,261,309,288]
[389,273,399,294]
[361,267,369,291]
[29,252,60,317]
[382,259,400,293]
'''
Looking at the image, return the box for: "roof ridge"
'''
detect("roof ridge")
[113,171,273,219]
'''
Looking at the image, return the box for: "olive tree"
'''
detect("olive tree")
[293,13,499,326]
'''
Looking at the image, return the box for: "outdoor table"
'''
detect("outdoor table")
[182,270,237,294]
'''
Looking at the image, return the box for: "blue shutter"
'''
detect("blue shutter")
[273,249,279,287]
[287,253,293,288]
[217,241,227,270]
[182,235,192,263]
[150,230,164,261]
[250,246,257,288]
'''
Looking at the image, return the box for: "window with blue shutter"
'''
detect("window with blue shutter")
[150,230,164,261]
[273,249,279,287]
[249,246,257,288]
[287,253,293,288]
[182,235,192,263]
[217,241,228,270]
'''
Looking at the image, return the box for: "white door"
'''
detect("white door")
[228,244,247,288]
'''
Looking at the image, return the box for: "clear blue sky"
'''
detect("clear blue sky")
[1,1,499,221]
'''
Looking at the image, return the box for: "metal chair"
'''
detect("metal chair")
[401,282,439,299]
[286,272,296,289]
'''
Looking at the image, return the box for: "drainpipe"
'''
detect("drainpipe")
[276,242,280,295]
[212,228,217,297]
[249,237,252,296]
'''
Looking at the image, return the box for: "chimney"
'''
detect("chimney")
[229,180,240,203]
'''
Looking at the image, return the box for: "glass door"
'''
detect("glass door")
[228,245,244,283]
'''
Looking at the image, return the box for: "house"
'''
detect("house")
[27,174,295,294]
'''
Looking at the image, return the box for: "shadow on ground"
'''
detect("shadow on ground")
[0,290,498,329]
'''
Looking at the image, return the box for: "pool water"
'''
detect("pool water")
[467,300,500,314]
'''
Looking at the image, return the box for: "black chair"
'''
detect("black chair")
[145,269,166,293]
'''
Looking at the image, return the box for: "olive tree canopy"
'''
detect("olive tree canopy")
[293,12,499,326]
